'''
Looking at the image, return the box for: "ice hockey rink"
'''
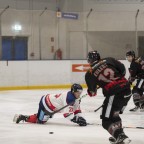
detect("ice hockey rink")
[0,88,144,144]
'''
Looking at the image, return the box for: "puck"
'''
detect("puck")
[49,132,54,134]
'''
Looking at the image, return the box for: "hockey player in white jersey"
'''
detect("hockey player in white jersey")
[13,84,87,126]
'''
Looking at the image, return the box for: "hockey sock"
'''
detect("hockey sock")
[108,122,123,139]
[26,114,37,123]
[102,119,123,139]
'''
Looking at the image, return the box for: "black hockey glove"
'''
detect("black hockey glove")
[128,76,135,85]
[71,116,87,126]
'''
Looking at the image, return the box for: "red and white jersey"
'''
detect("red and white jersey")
[41,91,82,120]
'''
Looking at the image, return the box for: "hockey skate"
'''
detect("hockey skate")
[109,133,131,144]
[140,107,144,112]
[13,114,29,124]
[140,104,144,112]
[129,106,139,112]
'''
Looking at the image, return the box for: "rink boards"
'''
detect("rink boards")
[0,60,130,90]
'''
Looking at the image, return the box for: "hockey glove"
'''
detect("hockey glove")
[87,89,97,97]
[71,116,87,126]
[128,76,135,85]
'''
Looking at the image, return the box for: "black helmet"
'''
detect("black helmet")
[71,83,83,93]
[126,51,135,58]
[87,51,101,64]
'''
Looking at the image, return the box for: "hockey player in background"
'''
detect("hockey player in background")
[13,84,87,126]
[126,51,144,112]
[85,51,131,144]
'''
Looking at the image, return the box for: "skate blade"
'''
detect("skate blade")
[109,137,116,144]
[109,138,131,144]
[123,138,131,144]
[140,109,144,112]
[129,109,139,112]
[13,114,19,122]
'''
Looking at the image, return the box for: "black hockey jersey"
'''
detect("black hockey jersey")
[129,57,144,79]
[85,57,130,96]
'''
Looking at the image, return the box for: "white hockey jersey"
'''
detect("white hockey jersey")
[41,91,82,120]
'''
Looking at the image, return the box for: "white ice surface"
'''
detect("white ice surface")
[0,89,144,144]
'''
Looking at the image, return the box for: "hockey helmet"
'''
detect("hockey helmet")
[71,83,83,93]
[126,51,135,58]
[87,51,101,64]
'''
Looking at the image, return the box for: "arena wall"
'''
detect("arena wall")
[0,60,130,90]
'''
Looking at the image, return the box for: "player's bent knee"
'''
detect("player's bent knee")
[102,119,111,130]
[37,115,50,124]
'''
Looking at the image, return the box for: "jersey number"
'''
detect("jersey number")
[69,107,73,112]
[98,68,116,83]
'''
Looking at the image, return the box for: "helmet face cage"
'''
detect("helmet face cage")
[126,51,135,58]
[87,51,101,64]
[71,84,83,93]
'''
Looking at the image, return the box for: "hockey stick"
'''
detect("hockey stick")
[50,94,88,116]
[87,123,144,129]
[94,105,103,112]
[88,85,103,112]
[123,126,144,129]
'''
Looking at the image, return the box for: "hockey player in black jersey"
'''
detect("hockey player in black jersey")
[85,51,131,144]
[126,51,144,112]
